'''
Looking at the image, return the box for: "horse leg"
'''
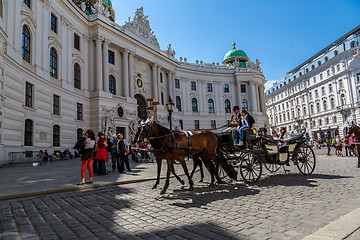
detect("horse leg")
[161,159,172,195]
[198,157,204,182]
[179,157,194,191]
[190,156,198,179]
[152,157,162,189]
[171,161,185,185]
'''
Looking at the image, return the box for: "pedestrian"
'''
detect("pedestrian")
[349,134,355,156]
[95,132,108,175]
[111,135,119,171]
[334,135,342,157]
[77,130,95,185]
[343,135,350,157]
[323,134,332,156]
[117,134,131,172]
[106,135,113,172]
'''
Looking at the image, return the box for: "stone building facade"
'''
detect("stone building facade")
[265,25,360,140]
[0,0,267,165]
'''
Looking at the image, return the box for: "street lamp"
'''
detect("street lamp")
[166,96,175,130]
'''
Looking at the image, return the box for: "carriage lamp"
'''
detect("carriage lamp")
[166,96,175,130]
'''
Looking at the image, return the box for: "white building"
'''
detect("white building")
[0,0,267,165]
[265,24,360,140]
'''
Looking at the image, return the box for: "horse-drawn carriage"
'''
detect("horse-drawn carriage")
[216,129,316,183]
[134,118,316,194]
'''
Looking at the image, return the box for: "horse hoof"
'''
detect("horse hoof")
[188,186,194,191]
[199,180,203,183]
[152,185,158,189]
[180,180,185,185]
[160,189,166,195]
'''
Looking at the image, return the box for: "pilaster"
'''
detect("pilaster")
[128,51,135,98]
[122,49,129,98]
[103,39,110,92]
[94,37,103,91]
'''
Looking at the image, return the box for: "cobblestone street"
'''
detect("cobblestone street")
[1,156,360,240]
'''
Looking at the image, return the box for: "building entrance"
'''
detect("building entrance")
[135,94,148,120]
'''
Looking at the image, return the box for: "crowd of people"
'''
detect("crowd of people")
[39,149,74,162]
[74,130,154,185]
[317,133,357,157]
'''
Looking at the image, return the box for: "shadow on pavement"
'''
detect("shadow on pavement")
[158,183,260,209]
[254,173,353,188]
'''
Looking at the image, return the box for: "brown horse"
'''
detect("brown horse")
[133,118,237,194]
[348,123,360,167]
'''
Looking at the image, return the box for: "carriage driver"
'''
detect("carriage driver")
[278,127,291,153]
[223,106,241,133]
[234,109,255,146]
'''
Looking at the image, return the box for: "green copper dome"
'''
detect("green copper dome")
[103,0,112,8]
[223,43,249,65]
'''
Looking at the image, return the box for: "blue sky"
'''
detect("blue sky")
[111,0,360,89]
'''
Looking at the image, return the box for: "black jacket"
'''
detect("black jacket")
[238,114,255,128]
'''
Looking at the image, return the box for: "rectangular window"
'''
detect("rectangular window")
[191,81,196,91]
[224,84,229,93]
[327,70,330,77]
[207,83,213,92]
[74,33,80,51]
[313,77,316,83]
[194,120,199,130]
[357,73,360,82]
[25,82,33,108]
[175,79,180,89]
[320,73,323,80]
[211,120,216,129]
[315,90,318,97]
[241,84,246,93]
[108,50,115,65]
[77,103,83,121]
[329,84,332,92]
[160,73,163,83]
[321,87,325,95]
[51,14,57,33]
[53,95,60,115]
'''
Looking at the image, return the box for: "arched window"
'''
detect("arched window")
[22,25,31,63]
[323,100,327,111]
[192,98,198,112]
[316,102,320,112]
[109,75,116,94]
[176,96,182,111]
[330,98,335,108]
[351,41,355,48]
[224,99,231,113]
[334,50,338,56]
[53,125,60,147]
[77,128,83,141]
[50,48,58,79]
[310,105,314,114]
[23,0,30,8]
[242,99,248,110]
[297,108,301,117]
[208,99,214,113]
[74,63,81,89]
[341,94,346,105]
[333,116,337,123]
[24,119,33,146]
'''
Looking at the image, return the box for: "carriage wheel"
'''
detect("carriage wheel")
[264,163,281,173]
[239,153,262,183]
[296,144,316,175]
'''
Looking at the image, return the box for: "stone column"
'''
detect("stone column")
[215,81,221,113]
[116,50,122,96]
[236,81,242,106]
[167,71,172,100]
[260,85,266,113]
[157,65,162,102]
[83,35,89,92]
[122,49,129,98]
[249,82,257,113]
[95,37,103,91]
[128,51,135,98]
[103,39,110,92]
[152,63,158,100]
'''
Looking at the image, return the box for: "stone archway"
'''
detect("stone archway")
[135,94,148,120]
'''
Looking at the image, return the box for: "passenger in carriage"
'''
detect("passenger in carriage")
[224,106,241,133]
[278,127,291,153]
[234,109,255,146]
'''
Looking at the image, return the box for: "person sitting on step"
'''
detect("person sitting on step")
[234,109,255,146]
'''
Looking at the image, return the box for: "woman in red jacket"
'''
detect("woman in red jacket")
[95,132,108,175]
